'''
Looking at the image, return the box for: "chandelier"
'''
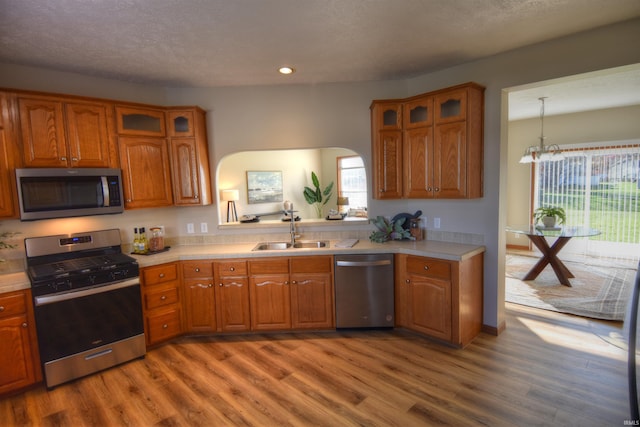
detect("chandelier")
[519,97,564,163]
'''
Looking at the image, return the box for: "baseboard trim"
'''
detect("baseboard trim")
[507,244,529,251]
[482,320,506,336]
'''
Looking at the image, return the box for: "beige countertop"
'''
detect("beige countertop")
[1,239,485,293]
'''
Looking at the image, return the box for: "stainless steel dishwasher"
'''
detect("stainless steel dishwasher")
[334,254,394,328]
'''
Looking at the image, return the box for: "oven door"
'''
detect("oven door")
[33,278,144,364]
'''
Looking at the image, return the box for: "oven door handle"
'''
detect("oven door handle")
[34,277,139,306]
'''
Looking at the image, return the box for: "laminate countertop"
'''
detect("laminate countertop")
[1,239,485,294]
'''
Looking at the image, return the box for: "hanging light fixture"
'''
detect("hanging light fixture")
[519,97,564,163]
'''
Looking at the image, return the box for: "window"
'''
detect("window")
[337,156,367,212]
[534,144,640,257]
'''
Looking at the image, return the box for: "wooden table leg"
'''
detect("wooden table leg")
[523,235,574,286]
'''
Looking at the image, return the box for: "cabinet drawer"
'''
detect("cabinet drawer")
[0,291,27,319]
[143,263,178,286]
[144,285,179,310]
[290,256,332,274]
[249,258,289,275]
[146,308,182,343]
[217,260,247,276]
[182,261,213,278]
[406,256,451,280]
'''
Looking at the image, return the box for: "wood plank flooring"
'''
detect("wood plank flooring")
[0,303,631,426]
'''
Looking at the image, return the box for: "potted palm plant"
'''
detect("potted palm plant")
[533,206,566,228]
[303,171,334,218]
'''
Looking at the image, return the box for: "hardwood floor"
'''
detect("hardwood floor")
[0,303,631,426]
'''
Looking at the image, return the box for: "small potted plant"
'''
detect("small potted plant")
[533,206,566,228]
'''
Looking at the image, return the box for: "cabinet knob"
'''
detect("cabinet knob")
[22,322,28,328]
[208,283,213,288]
[0,306,4,312]
[230,267,235,272]
[159,273,165,278]
[292,280,297,284]
[405,279,410,284]
[195,267,200,272]
[160,295,167,300]
[434,187,440,192]
[127,199,132,202]
[71,157,78,161]
[162,324,168,329]
[61,156,67,161]
[219,283,223,287]
[379,188,384,193]
[424,266,429,270]
[195,195,199,200]
[427,187,432,192]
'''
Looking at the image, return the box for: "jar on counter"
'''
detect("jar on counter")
[149,227,165,252]
[409,218,423,241]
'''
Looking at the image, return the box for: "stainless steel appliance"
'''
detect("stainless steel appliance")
[15,168,124,221]
[25,229,144,388]
[334,254,394,328]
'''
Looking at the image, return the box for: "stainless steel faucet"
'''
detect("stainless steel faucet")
[287,209,300,245]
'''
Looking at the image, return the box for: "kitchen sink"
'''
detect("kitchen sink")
[252,240,329,251]
[252,242,292,251]
[293,240,329,248]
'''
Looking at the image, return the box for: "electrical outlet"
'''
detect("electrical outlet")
[187,223,195,234]
[200,222,208,233]
[434,217,441,229]
[514,233,520,239]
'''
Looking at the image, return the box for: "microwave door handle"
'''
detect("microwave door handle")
[101,176,110,207]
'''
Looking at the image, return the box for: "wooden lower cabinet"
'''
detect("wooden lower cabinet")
[249,256,334,331]
[182,261,216,333]
[0,289,42,395]
[214,260,251,332]
[395,252,483,347]
[141,262,183,346]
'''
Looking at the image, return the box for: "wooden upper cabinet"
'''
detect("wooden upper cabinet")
[371,83,484,200]
[115,106,166,137]
[0,93,19,218]
[371,101,403,199]
[118,136,173,209]
[17,96,115,168]
[168,107,212,206]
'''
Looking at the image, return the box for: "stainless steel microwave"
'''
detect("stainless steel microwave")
[15,168,124,221]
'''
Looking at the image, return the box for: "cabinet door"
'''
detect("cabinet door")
[64,102,112,168]
[290,273,334,329]
[18,97,68,167]
[434,89,467,124]
[168,110,195,137]
[183,278,216,332]
[0,314,38,394]
[249,274,291,331]
[216,277,251,332]
[403,97,432,130]
[404,126,433,198]
[115,106,166,137]
[0,94,18,218]
[406,274,452,341]
[433,121,467,198]
[170,138,201,205]
[118,136,173,209]
[373,130,403,199]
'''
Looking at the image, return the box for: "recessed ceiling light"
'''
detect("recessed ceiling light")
[278,66,295,75]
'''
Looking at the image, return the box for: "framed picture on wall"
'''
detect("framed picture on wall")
[247,171,283,204]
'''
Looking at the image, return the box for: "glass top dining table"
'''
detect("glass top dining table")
[506,225,601,286]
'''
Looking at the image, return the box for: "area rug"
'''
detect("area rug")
[505,254,637,321]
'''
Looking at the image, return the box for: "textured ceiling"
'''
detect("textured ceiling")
[1,0,639,118]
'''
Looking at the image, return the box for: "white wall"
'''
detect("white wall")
[1,18,639,330]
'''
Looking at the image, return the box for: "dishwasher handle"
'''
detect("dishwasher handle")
[336,259,392,267]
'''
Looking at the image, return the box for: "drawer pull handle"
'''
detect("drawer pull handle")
[159,273,165,278]
[160,295,167,300]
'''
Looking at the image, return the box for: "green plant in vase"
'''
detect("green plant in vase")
[533,206,566,228]
[303,171,334,218]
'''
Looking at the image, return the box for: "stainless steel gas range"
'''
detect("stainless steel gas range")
[25,229,145,388]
